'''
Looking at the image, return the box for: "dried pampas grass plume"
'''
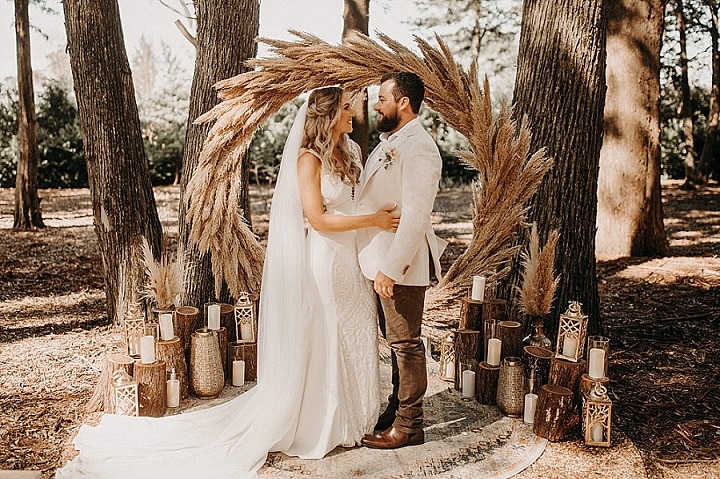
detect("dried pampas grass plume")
[140,236,184,310]
[187,30,552,301]
[518,223,560,317]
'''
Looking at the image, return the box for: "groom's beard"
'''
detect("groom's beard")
[377,109,400,133]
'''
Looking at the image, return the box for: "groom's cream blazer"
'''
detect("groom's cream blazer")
[356,118,447,286]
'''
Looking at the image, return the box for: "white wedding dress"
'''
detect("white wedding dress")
[56,104,380,479]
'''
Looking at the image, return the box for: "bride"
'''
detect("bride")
[56,87,400,479]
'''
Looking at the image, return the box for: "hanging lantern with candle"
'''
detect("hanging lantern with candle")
[554,301,588,362]
[124,306,146,358]
[583,382,612,447]
[112,370,139,416]
[438,331,456,382]
[234,292,256,342]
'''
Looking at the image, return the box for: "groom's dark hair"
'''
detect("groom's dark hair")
[381,71,424,114]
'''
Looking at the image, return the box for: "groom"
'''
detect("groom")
[356,71,445,449]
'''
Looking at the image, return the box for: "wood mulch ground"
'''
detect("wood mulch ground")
[0,180,719,478]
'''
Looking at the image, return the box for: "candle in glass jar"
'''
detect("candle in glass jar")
[207,304,221,330]
[471,275,486,301]
[562,336,578,357]
[140,335,155,364]
[232,360,245,386]
[159,313,174,341]
[166,368,180,408]
[588,348,606,379]
[461,370,476,398]
[524,393,538,424]
[487,338,501,366]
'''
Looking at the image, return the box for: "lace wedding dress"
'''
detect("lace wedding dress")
[56,105,380,479]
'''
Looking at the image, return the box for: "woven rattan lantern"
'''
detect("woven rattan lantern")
[112,370,139,416]
[124,306,145,358]
[234,292,256,342]
[554,301,588,362]
[583,382,612,447]
[439,331,456,382]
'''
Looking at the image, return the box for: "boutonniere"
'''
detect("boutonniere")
[381,147,399,169]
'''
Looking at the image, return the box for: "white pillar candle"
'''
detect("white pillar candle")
[159,313,174,340]
[471,275,486,301]
[445,359,455,379]
[591,422,604,442]
[487,338,501,366]
[140,335,155,364]
[524,393,538,424]
[461,370,476,398]
[588,348,606,379]
[239,321,254,341]
[232,360,245,386]
[562,336,578,357]
[207,304,221,330]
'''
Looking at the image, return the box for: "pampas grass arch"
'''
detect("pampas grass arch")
[186,31,552,307]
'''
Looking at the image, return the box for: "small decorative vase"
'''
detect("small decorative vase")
[523,314,553,350]
[190,328,225,399]
[496,356,525,417]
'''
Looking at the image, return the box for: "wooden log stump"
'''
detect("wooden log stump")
[533,384,576,442]
[523,345,555,394]
[174,306,201,365]
[549,357,586,397]
[459,297,483,331]
[133,360,167,417]
[156,337,189,399]
[475,361,500,405]
[87,353,135,413]
[229,341,257,382]
[454,329,480,390]
[496,321,523,360]
[219,303,236,342]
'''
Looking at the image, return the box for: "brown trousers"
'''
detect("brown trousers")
[377,284,427,434]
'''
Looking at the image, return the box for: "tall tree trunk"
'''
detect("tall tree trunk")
[699,1,720,181]
[677,0,698,187]
[510,0,607,336]
[63,0,163,324]
[343,0,370,161]
[596,0,669,259]
[178,0,259,307]
[13,0,44,230]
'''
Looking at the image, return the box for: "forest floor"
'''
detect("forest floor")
[0,179,719,478]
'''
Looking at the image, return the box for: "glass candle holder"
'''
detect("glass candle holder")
[587,335,610,379]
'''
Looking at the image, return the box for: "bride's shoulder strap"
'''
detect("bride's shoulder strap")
[300,147,322,161]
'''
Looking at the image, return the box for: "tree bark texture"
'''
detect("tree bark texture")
[343,0,370,161]
[699,2,720,181]
[13,0,44,230]
[676,0,698,187]
[511,0,606,335]
[178,0,260,308]
[596,0,669,259]
[63,0,163,324]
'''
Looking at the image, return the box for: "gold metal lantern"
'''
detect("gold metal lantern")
[234,292,256,342]
[554,301,588,362]
[439,331,456,382]
[112,370,139,416]
[583,382,612,447]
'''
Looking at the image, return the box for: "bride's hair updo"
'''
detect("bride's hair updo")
[302,87,361,187]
